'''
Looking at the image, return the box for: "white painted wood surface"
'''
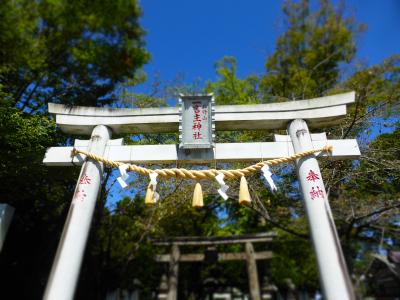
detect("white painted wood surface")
[43,140,361,166]
[44,125,112,300]
[274,132,327,141]
[288,119,355,300]
[48,92,355,134]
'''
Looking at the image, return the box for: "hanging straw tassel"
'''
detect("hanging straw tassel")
[192,183,204,208]
[239,176,251,205]
[145,183,157,204]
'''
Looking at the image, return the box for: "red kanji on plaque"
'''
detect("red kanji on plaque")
[309,186,324,200]
[193,132,203,140]
[191,101,205,140]
[193,113,201,122]
[306,170,320,182]
[192,122,202,130]
[201,104,208,121]
[79,174,91,184]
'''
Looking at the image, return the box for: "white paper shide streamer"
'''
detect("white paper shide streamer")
[261,165,277,192]
[149,172,160,201]
[215,173,229,200]
[117,164,130,188]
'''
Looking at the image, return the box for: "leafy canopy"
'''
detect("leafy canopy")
[263,0,363,100]
[0,1,149,298]
[0,0,149,111]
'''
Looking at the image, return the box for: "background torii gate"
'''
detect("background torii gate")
[43,92,360,300]
[151,233,276,300]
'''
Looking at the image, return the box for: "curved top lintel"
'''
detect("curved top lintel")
[48,91,355,135]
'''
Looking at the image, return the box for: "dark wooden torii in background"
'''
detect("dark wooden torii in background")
[151,232,276,300]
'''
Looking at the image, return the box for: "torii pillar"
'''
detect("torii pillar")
[43,92,359,300]
[289,119,354,299]
[44,125,111,300]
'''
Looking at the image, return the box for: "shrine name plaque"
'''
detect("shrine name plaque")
[179,94,215,149]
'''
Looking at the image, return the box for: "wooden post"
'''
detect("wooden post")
[158,274,169,300]
[245,242,261,300]
[167,244,180,300]
[288,119,354,300]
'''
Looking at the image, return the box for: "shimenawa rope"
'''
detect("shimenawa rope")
[71,145,333,180]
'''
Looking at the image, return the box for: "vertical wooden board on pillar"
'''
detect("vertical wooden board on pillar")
[245,242,261,300]
[167,244,180,300]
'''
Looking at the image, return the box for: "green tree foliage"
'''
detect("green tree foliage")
[0,107,78,298]
[1,0,399,298]
[0,0,149,110]
[0,1,148,299]
[263,0,363,100]
[94,0,399,296]
[206,57,263,105]
[54,0,398,297]
[204,0,399,296]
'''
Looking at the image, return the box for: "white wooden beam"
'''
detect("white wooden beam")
[274,132,327,141]
[43,140,361,166]
[48,92,355,135]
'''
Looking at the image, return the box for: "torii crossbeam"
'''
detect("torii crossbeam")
[43,92,359,300]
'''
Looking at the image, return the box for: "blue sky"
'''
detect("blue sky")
[109,0,399,205]
[136,0,400,93]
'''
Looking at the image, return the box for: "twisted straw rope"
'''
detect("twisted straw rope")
[71,145,333,180]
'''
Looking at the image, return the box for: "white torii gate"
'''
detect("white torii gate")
[43,92,359,300]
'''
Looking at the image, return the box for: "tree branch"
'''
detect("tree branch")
[353,202,400,223]
[248,183,309,239]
